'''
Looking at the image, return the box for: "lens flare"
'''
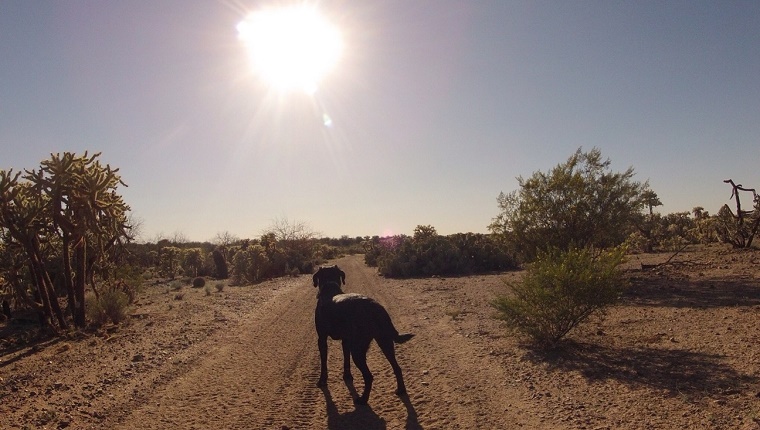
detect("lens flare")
[322,113,333,128]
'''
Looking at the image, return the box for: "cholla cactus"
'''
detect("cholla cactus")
[0,152,132,329]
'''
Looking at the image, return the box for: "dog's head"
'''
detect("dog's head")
[316,281,344,300]
[312,265,346,288]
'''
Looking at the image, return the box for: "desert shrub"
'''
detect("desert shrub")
[264,246,289,277]
[629,209,716,253]
[315,236,364,256]
[691,207,717,244]
[85,289,130,326]
[111,265,144,303]
[204,284,212,296]
[170,280,183,291]
[212,232,319,284]
[181,248,204,277]
[101,290,130,323]
[192,277,205,288]
[141,269,155,280]
[230,249,248,285]
[215,282,225,292]
[247,245,271,282]
[159,246,182,279]
[364,241,380,267]
[489,147,649,261]
[492,246,626,349]
[364,235,402,268]
[229,244,272,284]
[370,227,516,278]
[212,249,228,279]
[84,294,103,324]
[313,243,340,261]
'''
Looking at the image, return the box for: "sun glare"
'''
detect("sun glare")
[237,6,343,94]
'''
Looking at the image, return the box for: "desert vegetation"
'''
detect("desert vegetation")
[0,152,133,331]
[2,148,759,429]
[485,148,758,347]
[491,246,626,347]
[489,147,648,260]
[2,148,757,339]
[363,225,517,278]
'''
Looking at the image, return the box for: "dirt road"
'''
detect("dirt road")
[6,248,760,429]
[100,255,530,429]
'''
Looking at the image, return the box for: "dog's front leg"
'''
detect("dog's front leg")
[317,335,328,387]
[341,341,353,381]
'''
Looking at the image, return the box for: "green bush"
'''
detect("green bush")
[489,148,649,261]
[368,227,516,278]
[192,277,205,288]
[111,265,144,303]
[492,246,625,349]
[86,289,130,326]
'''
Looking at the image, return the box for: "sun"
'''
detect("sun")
[237,5,343,94]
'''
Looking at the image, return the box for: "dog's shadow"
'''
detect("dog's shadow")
[401,395,423,430]
[320,381,423,430]
[321,383,386,430]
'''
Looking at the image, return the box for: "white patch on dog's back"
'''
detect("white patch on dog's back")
[333,293,366,302]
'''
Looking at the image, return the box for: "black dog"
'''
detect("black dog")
[313,265,413,405]
[312,265,351,384]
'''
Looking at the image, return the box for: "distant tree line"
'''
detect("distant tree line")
[123,224,365,286]
[363,226,517,278]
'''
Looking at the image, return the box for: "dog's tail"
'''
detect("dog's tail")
[395,333,414,344]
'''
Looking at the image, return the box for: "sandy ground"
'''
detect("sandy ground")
[2,245,760,429]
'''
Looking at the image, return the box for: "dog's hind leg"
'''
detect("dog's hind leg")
[341,341,353,381]
[378,338,408,397]
[350,340,374,405]
[317,335,329,387]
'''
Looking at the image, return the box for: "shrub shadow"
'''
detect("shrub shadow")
[625,274,760,309]
[0,319,61,364]
[531,341,758,396]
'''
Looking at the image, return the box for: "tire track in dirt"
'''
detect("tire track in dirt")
[109,278,328,429]
[336,255,545,429]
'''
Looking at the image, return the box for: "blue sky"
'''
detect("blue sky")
[1,1,759,242]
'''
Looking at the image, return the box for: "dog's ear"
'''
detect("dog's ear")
[339,269,346,285]
[312,270,320,288]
